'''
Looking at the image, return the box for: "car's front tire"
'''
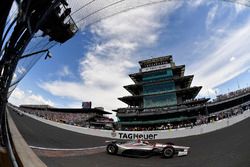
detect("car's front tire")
[106,144,118,155]
[162,146,175,158]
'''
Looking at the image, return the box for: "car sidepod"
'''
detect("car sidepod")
[117,143,154,158]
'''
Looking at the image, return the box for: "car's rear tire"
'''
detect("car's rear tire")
[162,146,175,158]
[106,144,118,155]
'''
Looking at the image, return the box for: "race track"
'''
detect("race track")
[10,110,250,167]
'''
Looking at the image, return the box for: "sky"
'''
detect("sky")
[8,0,250,120]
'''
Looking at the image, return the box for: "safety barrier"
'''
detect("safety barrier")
[6,108,47,167]
[13,107,249,140]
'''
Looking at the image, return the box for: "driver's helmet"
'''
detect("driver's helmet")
[137,135,145,143]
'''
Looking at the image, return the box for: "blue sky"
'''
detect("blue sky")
[9,1,250,118]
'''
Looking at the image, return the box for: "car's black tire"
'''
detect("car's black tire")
[106,144,118,155]
[162,146,175,158]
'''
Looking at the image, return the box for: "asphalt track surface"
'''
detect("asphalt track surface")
[10,110,250,167]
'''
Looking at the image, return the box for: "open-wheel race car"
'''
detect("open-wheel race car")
[106,140,190,158]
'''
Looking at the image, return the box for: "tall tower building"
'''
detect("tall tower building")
[114,55,209,128]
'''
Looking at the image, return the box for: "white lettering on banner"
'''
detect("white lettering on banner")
[141,64,171,72]
[117,133,158,140]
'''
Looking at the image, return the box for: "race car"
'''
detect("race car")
[106,140,190,158]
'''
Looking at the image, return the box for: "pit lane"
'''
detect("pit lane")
[10,109,250,167]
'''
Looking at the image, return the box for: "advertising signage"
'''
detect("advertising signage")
[82,101,92,109]
[141,63,171,72]
[111,131,158,140]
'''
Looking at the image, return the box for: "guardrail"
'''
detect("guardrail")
[14,106,250,140]
[6,107,47,167]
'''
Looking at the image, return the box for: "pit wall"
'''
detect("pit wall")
[13,107,249,140]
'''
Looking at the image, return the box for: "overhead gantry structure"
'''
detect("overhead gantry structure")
[0,0,78,166]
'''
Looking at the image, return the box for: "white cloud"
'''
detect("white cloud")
[187,0,206,8]
[69,0,183,30]
[234,2,248,14]
[16,66,26,75]
[11,66,27,84]
[40,81,128,110]
[206,4,218,28]
[36,1,249,113]
[191,1,248,31]
[230,56,235,62]
[63,101,82,108]
[40,2,182,112]
[200,87,220,99]
[188,19,250,96]
[9,88,55,106]
[58,65,72,77]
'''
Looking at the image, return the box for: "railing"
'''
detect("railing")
[116,104,205,117]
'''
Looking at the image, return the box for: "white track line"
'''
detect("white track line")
[29,145,106,151]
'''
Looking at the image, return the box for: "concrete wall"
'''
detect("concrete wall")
[6,108,47,167]
[15,108,249,140]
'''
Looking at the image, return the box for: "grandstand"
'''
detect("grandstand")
[18,105,113,129]
[114,55,250,130]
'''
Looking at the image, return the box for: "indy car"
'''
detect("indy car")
[106,140,190,158]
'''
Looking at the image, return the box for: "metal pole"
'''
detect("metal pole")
[20,49,48,59]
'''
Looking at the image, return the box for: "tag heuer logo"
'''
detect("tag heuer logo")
[111,132,116,137]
